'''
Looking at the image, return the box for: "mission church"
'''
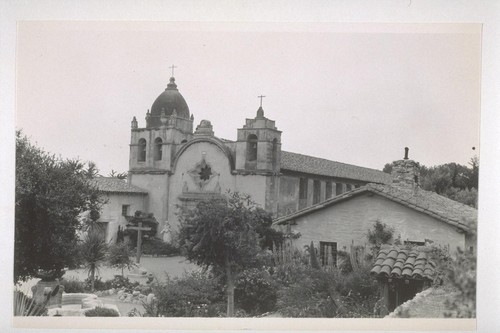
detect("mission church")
[94,72,393,243]
[94,71,475,258]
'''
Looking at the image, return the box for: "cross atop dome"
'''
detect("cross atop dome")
[169,64,177,77]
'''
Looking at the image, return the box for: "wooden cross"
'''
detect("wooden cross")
[169,64,177,77]
[258,95,266,107]
[127,222,151,263]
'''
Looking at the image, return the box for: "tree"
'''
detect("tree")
[367,220,394,258]
[15,131,102,282]
[383,157,479,208]
[108,241,136,277]
[177,192,274,317]
[78,229,109,291]
[108,169,127,180]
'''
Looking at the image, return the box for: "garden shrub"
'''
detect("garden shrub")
[141,238,180,256]
[276,267,339,317]
[60,278,86,293]
[84,307,120,317]
[274,251,380,318]
[148,270,225,317]
[271,249,310,288]
[84,276,113,291]
[235,267,278,315]
[443,247,476,318]
[134,284,153,295]
[332,267,380,318]
[106,275,140,291]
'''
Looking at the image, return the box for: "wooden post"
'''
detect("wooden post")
[128,222,151,264]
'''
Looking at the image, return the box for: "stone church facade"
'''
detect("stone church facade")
[97,75,392,241]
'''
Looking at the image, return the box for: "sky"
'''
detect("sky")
[16,21,481,176]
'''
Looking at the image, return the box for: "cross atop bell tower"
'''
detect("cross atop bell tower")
[258,95,266,107]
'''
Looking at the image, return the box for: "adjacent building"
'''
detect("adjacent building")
[92,177,148,243]
[273,157,477,266]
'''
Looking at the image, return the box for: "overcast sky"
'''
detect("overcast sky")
[16,21,481,176]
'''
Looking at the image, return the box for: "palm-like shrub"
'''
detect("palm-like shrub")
[14,290,47,316]
[78,229,109,291]
[14,286,61,316]
[107,241,136,277]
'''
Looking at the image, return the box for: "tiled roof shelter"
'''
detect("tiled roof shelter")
[92,177,148,194]
[280,151,392,184]
[370,246,437,281]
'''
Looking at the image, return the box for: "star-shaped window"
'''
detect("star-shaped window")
[199,165,212,181]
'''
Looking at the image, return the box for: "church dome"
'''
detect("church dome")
[149,77,190,127]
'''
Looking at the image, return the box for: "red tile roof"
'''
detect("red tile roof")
[280,151,392,184]
[92,177,148,194]
[370,246,436,280]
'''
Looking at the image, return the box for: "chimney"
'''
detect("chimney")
[391,147,420,188]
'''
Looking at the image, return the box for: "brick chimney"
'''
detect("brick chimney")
[391,147,420,188]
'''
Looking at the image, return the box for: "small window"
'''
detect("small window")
[121,205,130,216]
[354,184,360,189]
[246,134,258,162]
[181,139,187,144]
[320,241,337,267]
[154,137,163,161]
[313,180,321,205]
[325,181,332,199]
[346,184,352,191]
[138,138,147,162]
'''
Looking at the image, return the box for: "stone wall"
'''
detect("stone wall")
[391,159,420,188]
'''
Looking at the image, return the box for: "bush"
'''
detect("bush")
[60,278,86,293]
[148,270,225,317]
[273,250,380,318]
[276,267,338,317]
[107,241,136,276]
[84,307,120,317]
[84,276,113,291]
[106,275,139,291]
[333,268,380,318]
[443,247,476,318]
[134,284,153,295]
[141,238,179,256]
[367,220,394,258]
[235,267,278,315]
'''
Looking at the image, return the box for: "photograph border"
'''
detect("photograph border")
[2,1,498,332]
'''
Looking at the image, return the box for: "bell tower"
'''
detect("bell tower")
[128,72,194,234]
[235,99,282,173]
